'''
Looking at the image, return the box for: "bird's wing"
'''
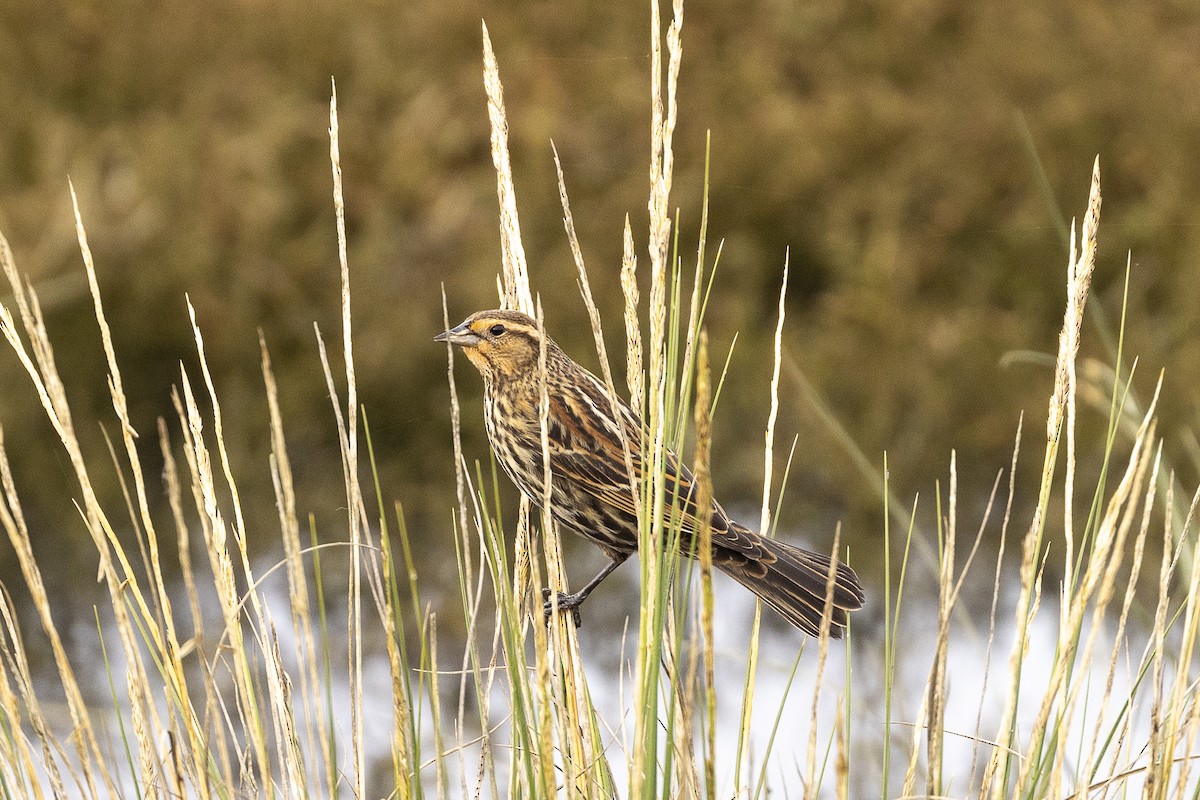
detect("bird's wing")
[547,368,764,556]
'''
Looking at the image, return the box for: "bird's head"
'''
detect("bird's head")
[434,309,550,382]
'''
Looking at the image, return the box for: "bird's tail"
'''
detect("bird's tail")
[716,526,865,638]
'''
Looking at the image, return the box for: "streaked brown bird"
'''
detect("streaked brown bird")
[436,309,864,637]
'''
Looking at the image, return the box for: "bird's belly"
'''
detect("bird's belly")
[484,399,637,555]
[500,457,637,556]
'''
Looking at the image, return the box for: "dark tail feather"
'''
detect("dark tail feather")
[716,532,865,638]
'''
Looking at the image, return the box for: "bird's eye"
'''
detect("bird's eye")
[489,324,507,337]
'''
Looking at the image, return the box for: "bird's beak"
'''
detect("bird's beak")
[434,322,481,347]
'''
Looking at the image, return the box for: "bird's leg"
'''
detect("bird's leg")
[543,552,629,627]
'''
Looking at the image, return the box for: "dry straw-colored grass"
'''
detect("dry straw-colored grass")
[0,0,1198,797]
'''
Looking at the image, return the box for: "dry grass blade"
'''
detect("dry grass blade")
[0,452,72,797]
[4,216,161,796]
[967,421,1020,786]
[986,158,1102,798]
[691,329,716,799]
[5,0,1198,794]
[1026,381,1160,793]
[552,144,639,535]
[260,333,334,789]
[1153,485,1200,796]
[925,457,956,797]
[622,216,643,411]
[482,22,532,314]
[734,255,788,792]
[328,82,373,796]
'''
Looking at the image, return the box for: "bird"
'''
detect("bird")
[435,309,864,637]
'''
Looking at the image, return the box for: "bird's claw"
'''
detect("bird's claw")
[541,588,583,628]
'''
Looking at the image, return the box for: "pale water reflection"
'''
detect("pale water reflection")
[33,534,1185,798]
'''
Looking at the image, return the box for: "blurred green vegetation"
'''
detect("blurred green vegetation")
[1,0,1198,598]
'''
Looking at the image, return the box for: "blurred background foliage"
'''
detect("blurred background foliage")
[1,0,1198,613]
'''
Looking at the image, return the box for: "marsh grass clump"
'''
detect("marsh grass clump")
[0,1,1198,798]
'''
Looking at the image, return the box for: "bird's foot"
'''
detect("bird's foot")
[541,588,584,628]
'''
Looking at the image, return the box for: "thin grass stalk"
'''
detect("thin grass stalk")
[1080,444,1159,790]
[73,180,194,794]
[985,158,1101,798]
[0,611,42,800]
[688,133,711,360]
[182,304,279,793]
[97,426,158,634]
[361,421,420,799]
[1155,491,1200,797]
[534,299,573,791]
[802,526,842,800]
[621,218,644,411]
[187,302,267,624]
[633,0,683,794]
[260,335,332,791]
[900,678,928,798]
[158,416,207,658]
[267,351,323,792]
[665,225,702,450]
[168,386,235,790]
[551,162,650,792]
[448,512,476,798]
[1071,265,1134,614]
[884,491,919,799]
[175,364,269,791]
[190,257,324,789]
[443,361,497,797]
[423,615,449,798]
[527,301,564,795]
[461,450,540,794]
[482,23,532,315]
[967,424,1021,790]
[734,258,787,793]
[1020,385,1159,796]
[926,458,957,797]
[1061,435,1161,793]
[479,33,567,795]
[1,598,75,797]
[880,455,893,800]
[664,219,683,435]
[105,605,159,798]
[450,526,489,800]
[1168,488,1200,794]
[301,516,336,798]
[835,705,849,800]
[666,613,701,800]
[921,455,1002,793]
[552,145,628,796]
[265,631,305,792]
[440,288,491,799]
[442,289,474,593]
[0,503,69,798]
[526,506,558,798]
[447,434,498,788]
[325,83,369,797]
[1144,503,1174,800]
[553,145,638,529]
[476,474,532,791]
[488,501,542,794]
[1052,170,1107,796]
[759,257,788,540]
[692,330,717,800]
[71,217,172,790]
[2,226,153,797]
